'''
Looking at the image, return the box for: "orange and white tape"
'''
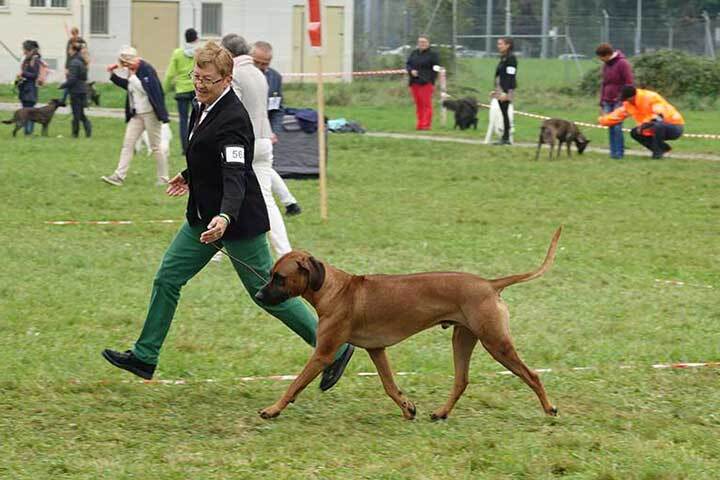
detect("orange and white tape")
[475,101,720,139]
[75,361,719,386]
[45,219,180,225]
[283,68,407,78]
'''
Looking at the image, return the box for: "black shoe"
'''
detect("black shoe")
[319,344,355,391]
[102,349,156,380]
[493,138,512,146]
[285,203,302,216]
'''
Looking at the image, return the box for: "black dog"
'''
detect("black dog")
[2,99,64,137]
[535,118,590,160]
[87,81,101,106]
[442,97,478,130]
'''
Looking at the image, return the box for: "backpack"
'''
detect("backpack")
[37,58,50,86]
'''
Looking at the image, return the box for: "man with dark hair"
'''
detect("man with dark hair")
[596,42,634,159]
[163,28,199,155]
[599,86,684,159]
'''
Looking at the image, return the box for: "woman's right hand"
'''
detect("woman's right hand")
[106,63,118,73]
[410,69,419,77]
[166,173,189,197]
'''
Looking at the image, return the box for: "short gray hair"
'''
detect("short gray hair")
[252,41,273,54]
[221,33,250,57]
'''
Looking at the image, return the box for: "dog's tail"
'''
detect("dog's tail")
[490,226,562,292]
[2,119,14,124]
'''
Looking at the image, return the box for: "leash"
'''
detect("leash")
[208,241,270,283]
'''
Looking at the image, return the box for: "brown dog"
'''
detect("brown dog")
[2,99,64,136]
[535,118,590,160]
[254,227,562,420]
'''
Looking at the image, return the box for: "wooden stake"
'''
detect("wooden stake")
[317,54,328,221]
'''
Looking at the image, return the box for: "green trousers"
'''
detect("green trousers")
[132,221,323,365]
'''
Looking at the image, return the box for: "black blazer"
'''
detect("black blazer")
[182,89,270,240]
[406,48,440,86]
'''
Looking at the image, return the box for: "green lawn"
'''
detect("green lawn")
[0,109,718,479]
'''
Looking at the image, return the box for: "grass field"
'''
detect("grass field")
[1,100,719,479]
[3,58,718,156]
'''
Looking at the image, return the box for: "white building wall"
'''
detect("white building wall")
[0,0,353,85]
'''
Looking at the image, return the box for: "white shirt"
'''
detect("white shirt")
[128,74,153,114]
[190,86,231,140]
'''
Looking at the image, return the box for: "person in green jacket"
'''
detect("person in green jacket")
[163,28,199,155]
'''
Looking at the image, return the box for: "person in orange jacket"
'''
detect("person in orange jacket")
[599,86,684,159]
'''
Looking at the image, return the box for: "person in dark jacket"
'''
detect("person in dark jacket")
[494,37,517,145]
[101,42,354,391]
[596,43,634,159]
[60,41,92,138]
[406,35,440,130]
[101,46,170,186]
[16,40,42,135]
[62,27,87,105]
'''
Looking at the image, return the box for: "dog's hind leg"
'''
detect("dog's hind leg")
[475,305,557,416]
[41,123,48,136]
[535,133,544,161]
[368,348,417,420]
[12,122,21,137]
[431,325,478,420]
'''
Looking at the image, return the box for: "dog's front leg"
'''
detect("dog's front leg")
[367,348,416,420]
[258,340,342,419]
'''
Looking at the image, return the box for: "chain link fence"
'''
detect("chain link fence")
[356,1,719,67]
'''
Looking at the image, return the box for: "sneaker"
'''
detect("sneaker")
[494,138,512,146]
[102,349,156,379]
[319,344,355,391]
[285,203,302,216]
[101,174,124,186]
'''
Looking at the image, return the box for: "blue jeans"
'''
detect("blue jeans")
[175,91,194,155]
[21,100,36,135]
[602,101,624,158]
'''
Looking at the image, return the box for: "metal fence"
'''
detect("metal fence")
[357,0,719,63]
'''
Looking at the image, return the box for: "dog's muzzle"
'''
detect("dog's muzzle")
[255,283,290,305]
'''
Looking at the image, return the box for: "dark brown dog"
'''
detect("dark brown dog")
[535,118,590,160]
[254,227,562,420]
[442,97,478,130]
[2,99,64,136]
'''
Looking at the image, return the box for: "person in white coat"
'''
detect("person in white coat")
[221,34,292,257]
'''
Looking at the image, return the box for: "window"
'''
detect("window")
[30,0,68,6]
[201,3,222,37]
[90,0,109,34]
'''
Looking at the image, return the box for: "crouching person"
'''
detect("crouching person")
[599,86,684,159]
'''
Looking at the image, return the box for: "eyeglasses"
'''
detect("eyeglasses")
[188,72,224,86]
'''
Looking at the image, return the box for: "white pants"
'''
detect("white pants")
[269,169,297,207]
[254,138,292,256]
[115,113,168,181]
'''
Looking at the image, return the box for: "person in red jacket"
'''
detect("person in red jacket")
[599,86,684,159]
[596,43,634,159]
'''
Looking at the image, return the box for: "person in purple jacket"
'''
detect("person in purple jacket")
[596,43,634,159]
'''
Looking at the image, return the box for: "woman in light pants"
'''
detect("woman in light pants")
[101,46,170,187]
[254,138,291,256]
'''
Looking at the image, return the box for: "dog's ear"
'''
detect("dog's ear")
[297,256,326,291]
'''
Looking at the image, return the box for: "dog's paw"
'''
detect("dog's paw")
[258,405,282,419]
[547,406,559,417]
[401,400,416,420]
[430,411,448,421]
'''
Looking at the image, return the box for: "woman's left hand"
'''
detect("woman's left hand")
[200,216,229,244]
